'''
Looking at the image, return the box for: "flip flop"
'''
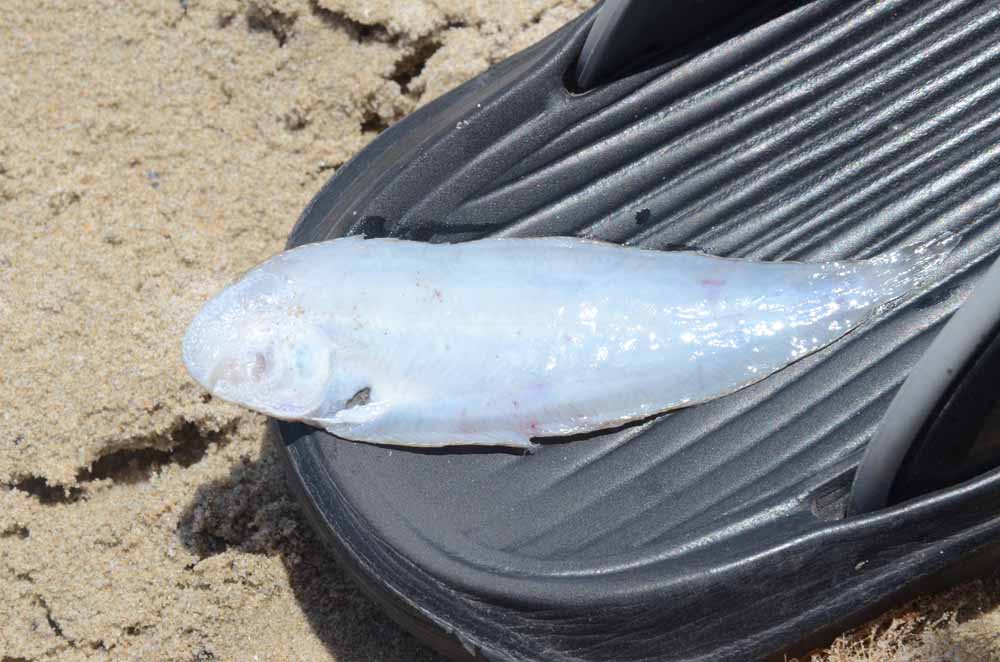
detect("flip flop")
[275,0,1000,659]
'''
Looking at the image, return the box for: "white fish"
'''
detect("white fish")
[182,233,955,449]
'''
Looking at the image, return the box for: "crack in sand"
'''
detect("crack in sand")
[5,419,239,504]
[390,33,447,96]
[307,0,392,43]
[1,524,30,539]
[236,0,463,133]
[37,594,73,648]
[241,0,395,47]
[77,419,238,486]
[6,477,82,505]
[244,1,299,46]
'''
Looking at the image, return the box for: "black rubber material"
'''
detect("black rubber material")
[852,253,1000,513]
[276,1,1000,660]
[574,0,766,90]
[887,315,1000,506]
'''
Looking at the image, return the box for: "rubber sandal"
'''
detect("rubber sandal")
[275,0,1000,659]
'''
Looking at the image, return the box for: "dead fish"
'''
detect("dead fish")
[182,233,956,449]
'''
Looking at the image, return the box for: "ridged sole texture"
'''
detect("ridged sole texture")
[279,1,1000,660]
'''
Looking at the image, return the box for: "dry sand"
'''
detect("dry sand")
[1,1,998,660]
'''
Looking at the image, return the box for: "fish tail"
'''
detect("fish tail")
[866,231,959,301]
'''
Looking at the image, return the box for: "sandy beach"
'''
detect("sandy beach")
[2,1,999,659]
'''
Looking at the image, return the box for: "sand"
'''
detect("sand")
[1,1,998,660]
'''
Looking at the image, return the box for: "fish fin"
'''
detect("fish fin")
[866,231,958,298]
[391,429,536,449]
[315,403,536,449]
[316,400,391,428]
[488,236,618,249]
[456,429,536,450]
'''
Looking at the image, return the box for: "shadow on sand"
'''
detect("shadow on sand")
[176,426,447,662]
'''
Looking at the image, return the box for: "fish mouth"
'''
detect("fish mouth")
[181,299,228,396]
[181,326,208,391]
[204,359,243,394]
[181,269,286,390]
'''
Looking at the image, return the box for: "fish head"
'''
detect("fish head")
[182,269,332,420]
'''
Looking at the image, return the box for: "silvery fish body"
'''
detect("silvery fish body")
[182,234,955,448]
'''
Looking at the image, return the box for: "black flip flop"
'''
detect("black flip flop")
[275,1,1000,660]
